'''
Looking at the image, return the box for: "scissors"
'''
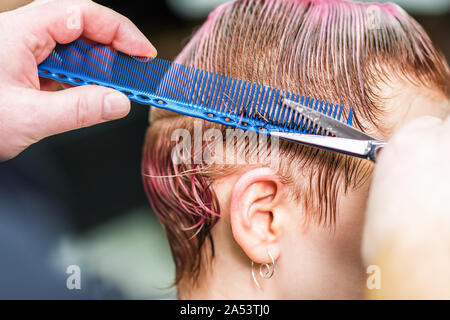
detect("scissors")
[270,99,386,162]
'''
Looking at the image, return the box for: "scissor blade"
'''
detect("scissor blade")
[283,99,375,140]
[270,131,372,159]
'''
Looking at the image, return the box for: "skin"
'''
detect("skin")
[0,0,156,161]
[2,0,449,300]
[363,114,450,299]
[179,81,450,300]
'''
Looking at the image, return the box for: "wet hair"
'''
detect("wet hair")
[142,0,450,287]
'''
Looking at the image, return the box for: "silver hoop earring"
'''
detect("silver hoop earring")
[251,251,275,289]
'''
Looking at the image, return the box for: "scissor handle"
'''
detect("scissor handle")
[367,141,387,162]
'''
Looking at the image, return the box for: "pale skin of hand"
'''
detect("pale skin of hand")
[0,0,157,161]
[363,115,450,298]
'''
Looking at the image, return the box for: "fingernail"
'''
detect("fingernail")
[148,42,157,58]
[103,92,130,120]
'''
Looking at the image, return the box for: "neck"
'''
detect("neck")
[177,245,364,299]
[178,211,365,299]
[178,250,280,299]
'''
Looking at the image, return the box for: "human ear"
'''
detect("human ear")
[229,167,287,264]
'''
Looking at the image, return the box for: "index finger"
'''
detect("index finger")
[16,0,157,62]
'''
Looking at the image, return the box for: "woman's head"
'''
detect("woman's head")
[142,0,449,298]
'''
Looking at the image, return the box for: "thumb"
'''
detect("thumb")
[29,85,130,139]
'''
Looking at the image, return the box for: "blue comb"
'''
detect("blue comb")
[38,39,353,135]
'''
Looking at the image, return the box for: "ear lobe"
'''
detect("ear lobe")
[229,167,286,264]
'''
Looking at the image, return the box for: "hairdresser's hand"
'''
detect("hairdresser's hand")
[362,115,450,298]
[363,115,450,260]
[0,0,157,161]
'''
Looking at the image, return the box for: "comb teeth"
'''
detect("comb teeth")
[38,40,353,135]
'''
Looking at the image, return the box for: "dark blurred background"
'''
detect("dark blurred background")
[0,0,448,299]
